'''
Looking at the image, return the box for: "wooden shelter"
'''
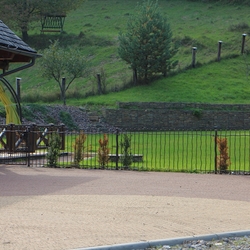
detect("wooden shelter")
[0,20,41,75]
[0,20,41,123]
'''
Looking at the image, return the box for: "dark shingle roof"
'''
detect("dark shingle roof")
[0,20,37,55]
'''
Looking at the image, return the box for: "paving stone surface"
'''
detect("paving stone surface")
[0,166,250,250]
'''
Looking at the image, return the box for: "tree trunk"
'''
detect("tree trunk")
[133,68,137,85]
[22,30,29,42]
[97,73,102,94]
[61,77,66,106]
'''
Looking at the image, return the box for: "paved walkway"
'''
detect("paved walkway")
[0,166,250,250]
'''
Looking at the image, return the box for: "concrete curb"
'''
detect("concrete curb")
[71,230,250,250]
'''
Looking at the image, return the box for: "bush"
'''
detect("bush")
[46,132,61,167]
[120,134,133,169]
[98,134,110,169]
[59,111,79,131]
[216,137,231,173]
[73,131,87,166]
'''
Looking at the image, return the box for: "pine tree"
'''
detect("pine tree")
[118,0,178,84]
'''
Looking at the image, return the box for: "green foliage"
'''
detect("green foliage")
[59,111,78,131]
[40,40,89,105]
[98,134,110,169]
[46,132,61,167]
[118,0,178,84]
[120,134,133,169]
[73,131,87,166]
[191,108,203,119]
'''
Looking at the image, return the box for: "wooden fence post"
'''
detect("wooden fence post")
[192,47,197,68]
[217,41,222,62]
[241,33,247,54]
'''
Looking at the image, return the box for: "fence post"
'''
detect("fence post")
[241,33,247,54]
[214,127,218,174]
[26,126,31,167]
[217,41,222,62]
[115,129,119,170]
[192,47,197,68]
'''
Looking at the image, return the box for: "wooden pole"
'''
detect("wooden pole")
[192,47,197,68]
[241,33,247,54]
[16,77,21,102]
[217,41,223,62]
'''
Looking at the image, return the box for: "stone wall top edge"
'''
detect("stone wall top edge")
[117,102,250,110]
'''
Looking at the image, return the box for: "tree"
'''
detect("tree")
[118,0,178,84]
[0,0,83,41]
[40,40,89,105]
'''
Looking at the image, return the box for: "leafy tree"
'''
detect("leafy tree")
[118,0,178,84]
[0,0,83,41]
[40,40,89,105]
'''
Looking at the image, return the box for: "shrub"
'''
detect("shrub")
[59,111,79,131]
[216,137,231,173]
[98,134,110,169]
[46,132,61,167]
[73,131,87,166]
[120,133,133,169]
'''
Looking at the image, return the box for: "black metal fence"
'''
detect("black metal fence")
[1,126,250,174]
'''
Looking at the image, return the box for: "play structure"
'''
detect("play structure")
[0,20,65,158]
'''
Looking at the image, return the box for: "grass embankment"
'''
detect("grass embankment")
[3,0,250,107]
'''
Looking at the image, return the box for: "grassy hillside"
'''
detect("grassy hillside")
[4,0,250,106]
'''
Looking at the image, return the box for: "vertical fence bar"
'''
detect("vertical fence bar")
[214,127,218,174]
[137,131,140,171]
[115,129,119,170]
[185,131,189,171]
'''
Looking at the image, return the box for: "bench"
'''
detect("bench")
[40,29,62,33]
[108,154,143,163]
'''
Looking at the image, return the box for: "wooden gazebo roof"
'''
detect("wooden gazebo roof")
[0,20,41,75]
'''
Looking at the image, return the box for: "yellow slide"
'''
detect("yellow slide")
[0,83,21,125]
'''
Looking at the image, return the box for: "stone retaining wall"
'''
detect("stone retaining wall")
[102,102,250,131]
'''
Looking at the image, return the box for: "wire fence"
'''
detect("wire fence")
[2,127,250,174]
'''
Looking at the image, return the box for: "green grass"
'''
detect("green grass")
[61,130,250,172]
[3,0,250,106]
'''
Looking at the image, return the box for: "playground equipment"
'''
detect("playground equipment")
[0,80,21,124]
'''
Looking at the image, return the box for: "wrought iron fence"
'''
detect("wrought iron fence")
[1,126,250,174]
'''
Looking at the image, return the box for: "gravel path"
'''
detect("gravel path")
[147,236,250,249]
